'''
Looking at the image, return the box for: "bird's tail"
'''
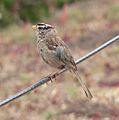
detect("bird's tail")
[72,70,93,100]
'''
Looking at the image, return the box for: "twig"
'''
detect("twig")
[0,35,119,107]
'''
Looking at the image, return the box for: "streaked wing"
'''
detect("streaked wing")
[45,36,77,70]
[55,45,76,70]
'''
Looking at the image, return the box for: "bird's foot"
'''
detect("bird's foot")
[49,71,60,83]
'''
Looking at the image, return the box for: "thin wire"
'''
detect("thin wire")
[0,35,119,107]
[76,35,119,64]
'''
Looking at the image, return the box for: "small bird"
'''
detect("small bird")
[32,23,93,99]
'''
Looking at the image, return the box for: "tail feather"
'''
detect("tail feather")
[73,70,93,100]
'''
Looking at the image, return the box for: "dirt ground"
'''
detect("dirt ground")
[0,0,119,120]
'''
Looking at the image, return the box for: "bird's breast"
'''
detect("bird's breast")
[37,41,65,69]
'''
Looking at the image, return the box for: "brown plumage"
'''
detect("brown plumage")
[32,23,93,99]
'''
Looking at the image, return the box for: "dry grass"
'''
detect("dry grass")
[0,0,119,119]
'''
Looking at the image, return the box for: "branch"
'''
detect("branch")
[0,35,119,107]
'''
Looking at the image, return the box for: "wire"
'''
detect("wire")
[0,35,119,107]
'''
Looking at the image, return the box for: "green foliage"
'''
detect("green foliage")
[0,0,80,27]
[2,0,15,9]
[19,1,49,22]
[0,4,14,27]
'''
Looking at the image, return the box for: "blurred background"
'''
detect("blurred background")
[0,0,119,119]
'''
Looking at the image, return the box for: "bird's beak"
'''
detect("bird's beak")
[32,25,37,30]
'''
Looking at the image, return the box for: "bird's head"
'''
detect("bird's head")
[32,23,57,39]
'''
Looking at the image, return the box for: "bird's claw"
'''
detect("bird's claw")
[49,72,59,83]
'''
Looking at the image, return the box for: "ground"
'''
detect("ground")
[0,0,119,120]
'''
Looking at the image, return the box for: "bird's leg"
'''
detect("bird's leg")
[49,75,53,83]
[49,71,60,82]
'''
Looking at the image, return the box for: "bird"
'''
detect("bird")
[32,23,93,99]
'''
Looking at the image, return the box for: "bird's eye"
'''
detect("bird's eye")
[38,27,42,30]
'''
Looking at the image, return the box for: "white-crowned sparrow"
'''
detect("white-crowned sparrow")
[32,23,93,99]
